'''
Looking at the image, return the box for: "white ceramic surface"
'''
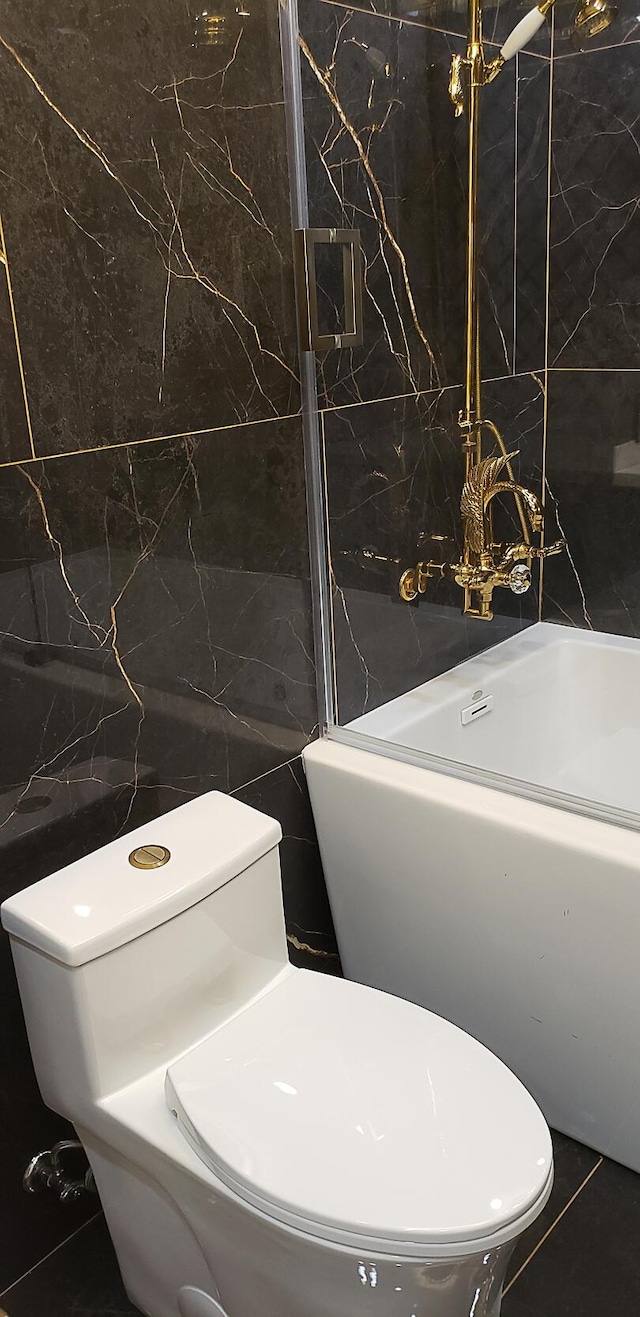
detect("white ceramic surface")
[2,793,552,1317]
[303,648,640,1173]
[350,622,640,817]
[86,1071,526,1316]
[1,791,281,965]
[166,969,551,1250]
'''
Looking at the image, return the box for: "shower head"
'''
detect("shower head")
[499,0,617,60]
[574,0,618,37]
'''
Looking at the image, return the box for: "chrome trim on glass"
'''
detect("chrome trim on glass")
[279,0,337,732]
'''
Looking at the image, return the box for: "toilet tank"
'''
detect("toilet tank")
[1,793,287,1118]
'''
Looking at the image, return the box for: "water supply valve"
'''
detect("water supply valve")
[23,1139,97,1204]
[508,563,532,595]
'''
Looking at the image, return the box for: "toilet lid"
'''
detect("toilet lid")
[166,970,552,1251]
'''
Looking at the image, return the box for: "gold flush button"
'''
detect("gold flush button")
[129,844,171,869]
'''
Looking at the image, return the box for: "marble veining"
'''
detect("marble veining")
[0,413,328,1290]
[0,0,300,458]
[0,0,637,1300]
[299,1,538,407]
[549,41,640,368]
[310,0,552,50]
[299,0,551,416]
[514,53,550,374]
[0,0,342,1292]
[543,371,640,634]
[323,374,545,718]
[234,757,341,972]
[0,423,316,832]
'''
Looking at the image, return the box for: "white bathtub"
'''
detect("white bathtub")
[303,622,640,1172]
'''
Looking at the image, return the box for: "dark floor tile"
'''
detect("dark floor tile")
[0,1213,138,1316]
[503,1153,640,1317]
[505,1129,601,1290]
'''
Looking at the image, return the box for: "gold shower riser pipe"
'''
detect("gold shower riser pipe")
[461,0,531,548]
[397,0,579,615]
[462,21,483,491]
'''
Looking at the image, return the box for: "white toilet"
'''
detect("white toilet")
[1,792,552,1317]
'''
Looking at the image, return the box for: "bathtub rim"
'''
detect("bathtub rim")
[307,724,640,841]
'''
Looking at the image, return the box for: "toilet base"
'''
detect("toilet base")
[178,1290,229,1317]
[81,1123,524,1317]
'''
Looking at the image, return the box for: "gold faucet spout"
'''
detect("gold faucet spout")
[484,480,543,534]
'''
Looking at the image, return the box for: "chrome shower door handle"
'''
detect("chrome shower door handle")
[294,228,364,351]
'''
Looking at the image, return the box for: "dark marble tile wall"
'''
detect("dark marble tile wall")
[0,0,340,1297]
[306,0,552,51]
[0,0,299,455]
[543,10,640,634]
[299,0,524,405]
[515,53,550,374]
[549,38,640,370]
[325,373,545,719]
[543,371,640,632]
[235,757,341,972]
[299,0,552,719]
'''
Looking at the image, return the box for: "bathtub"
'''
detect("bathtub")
[303,622,640,1172]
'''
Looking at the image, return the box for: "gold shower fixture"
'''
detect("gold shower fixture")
[399,452,565,620]
[573,0,618,37]
[400,0,615,618]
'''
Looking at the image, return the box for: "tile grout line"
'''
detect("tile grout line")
[318,372,547,420]
[551,367,640,372]
[0,214,37,462]
[503,1155,603,1295]
[312,0,552,54]
[0,374,563,472]
[0,409,305,471]
[230,752,303,796]
[0,1210,103,1301]
[554,34,640,59]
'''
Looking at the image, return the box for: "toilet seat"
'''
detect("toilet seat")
[166,970,552,1256]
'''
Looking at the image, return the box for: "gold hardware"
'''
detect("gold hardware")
[399,0,566,618]
[461,450,544,557]
[448,54,465,116]
[129,845,171,869]
[483,55,505,83]
[400,566,426,601]
[193,12,227,47]
[574,0,617,36]
[340,548,401,567]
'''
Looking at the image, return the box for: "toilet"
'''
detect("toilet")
[1,792,552,1317]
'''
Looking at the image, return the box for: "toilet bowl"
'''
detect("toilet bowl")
[1,792,553,1317]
